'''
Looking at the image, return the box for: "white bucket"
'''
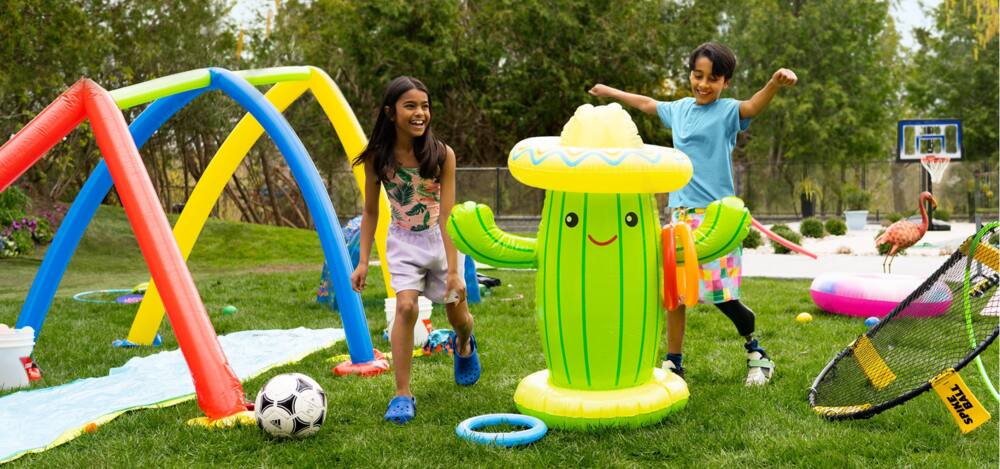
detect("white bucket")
[385,296,433,347]
[0,326,35,391]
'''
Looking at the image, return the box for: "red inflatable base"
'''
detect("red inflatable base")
[332,349,390,377]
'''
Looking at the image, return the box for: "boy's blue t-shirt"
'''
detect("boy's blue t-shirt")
[656,97,750,208]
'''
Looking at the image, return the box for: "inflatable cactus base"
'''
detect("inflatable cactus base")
[513,368,689,429]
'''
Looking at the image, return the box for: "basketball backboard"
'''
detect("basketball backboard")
[897,119,962,162]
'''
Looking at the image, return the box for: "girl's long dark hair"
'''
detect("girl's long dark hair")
[352,76,447,184]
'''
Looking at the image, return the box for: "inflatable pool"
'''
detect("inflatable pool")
[809,273,951,318]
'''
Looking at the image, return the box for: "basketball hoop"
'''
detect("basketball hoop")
[920,155,951,183]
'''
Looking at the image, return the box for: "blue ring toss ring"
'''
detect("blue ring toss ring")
[455,413,547,447]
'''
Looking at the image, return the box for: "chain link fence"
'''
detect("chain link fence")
[200,160,997,231]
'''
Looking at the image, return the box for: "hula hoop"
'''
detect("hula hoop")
[455,413,547,447]
[963,221,999,402]
[72,289,133,304]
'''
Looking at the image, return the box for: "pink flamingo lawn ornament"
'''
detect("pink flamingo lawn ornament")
[875,191,937,273]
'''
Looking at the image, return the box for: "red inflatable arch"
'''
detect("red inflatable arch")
[0,79,248,420]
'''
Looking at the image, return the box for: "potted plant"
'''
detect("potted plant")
[842,185,870,231]
[797,177,822,218]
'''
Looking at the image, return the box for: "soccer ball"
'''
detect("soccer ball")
[254,373,327,438]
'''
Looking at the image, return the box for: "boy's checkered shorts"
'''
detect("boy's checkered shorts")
[671,210,742,304]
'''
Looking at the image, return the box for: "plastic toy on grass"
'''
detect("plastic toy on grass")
[810,272,951,318]
[222,305,238,315]
[446,104,757,429]
[455,413,547,447]
[864,316,880,328]
[796,312,813,323]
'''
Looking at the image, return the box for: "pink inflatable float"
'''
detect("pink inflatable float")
[809,272,951,318]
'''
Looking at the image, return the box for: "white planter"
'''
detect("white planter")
[385,296,433,347]
[844,210,869,231]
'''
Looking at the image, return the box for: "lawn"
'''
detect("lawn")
[0,206,996,467]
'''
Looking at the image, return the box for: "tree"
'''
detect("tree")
[907,0,999,164]
[719,0,900,212]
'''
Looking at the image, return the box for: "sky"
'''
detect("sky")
[228,0,943,50]
[892,0,944,49]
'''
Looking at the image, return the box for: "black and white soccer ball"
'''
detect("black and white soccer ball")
[254,373,327,439]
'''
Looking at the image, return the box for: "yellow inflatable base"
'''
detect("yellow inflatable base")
[186,410,257,429]
[513,368,688,430]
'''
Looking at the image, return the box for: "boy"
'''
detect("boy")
[589,42,796,386]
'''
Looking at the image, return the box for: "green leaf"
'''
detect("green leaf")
[394,184,414,207]
[415,182,435,198]
[405,202,427,216]
[396,168,413,183]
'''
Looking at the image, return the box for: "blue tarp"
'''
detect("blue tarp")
[0,327,344,463]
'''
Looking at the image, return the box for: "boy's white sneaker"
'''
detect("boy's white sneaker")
[745,351,774,386]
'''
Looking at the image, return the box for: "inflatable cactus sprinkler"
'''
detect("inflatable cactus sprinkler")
[449,103,750,429]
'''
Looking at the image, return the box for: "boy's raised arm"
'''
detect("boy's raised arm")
[589,84,659,115]
[739,68,797,119]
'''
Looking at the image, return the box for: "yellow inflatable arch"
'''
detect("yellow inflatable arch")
[127,66,393,344]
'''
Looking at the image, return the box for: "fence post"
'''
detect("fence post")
[495,167,501,215]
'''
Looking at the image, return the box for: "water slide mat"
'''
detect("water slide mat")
[0,327,344,463]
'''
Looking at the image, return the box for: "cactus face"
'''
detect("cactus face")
[536,191,662,390]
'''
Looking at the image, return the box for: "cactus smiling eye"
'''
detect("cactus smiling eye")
[625,212,638,227]
[565,213,579,228]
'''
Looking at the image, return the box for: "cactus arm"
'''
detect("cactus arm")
[677,196,751,264]
[447,201,537,268]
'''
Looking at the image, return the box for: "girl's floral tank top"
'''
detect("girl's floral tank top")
[384,166,440,231]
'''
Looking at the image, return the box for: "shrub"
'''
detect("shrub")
[886,212,904,223]
[0,186,30,226]
[0,216,52,258]
[934,209,950,221]
[742,228,762,249]
[875,229,906,256]
[9,228,33,256]
[799,217,825,238]
[32,217,53,244]
[770,225,802,254]
[825,218,847,236]
[843,186,871,211]
[0,235,17,258]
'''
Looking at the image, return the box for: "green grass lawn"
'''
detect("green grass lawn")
[0,206,996,467]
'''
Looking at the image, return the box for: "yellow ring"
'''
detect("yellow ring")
[513,368,689,429]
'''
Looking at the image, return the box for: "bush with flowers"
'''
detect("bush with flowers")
[0,186,56,258]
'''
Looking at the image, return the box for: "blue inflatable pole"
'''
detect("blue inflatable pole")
[210,69,374,364]
[465,256,481,304]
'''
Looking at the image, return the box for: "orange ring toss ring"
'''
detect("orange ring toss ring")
[675,222,700,307]
[661,224,679,310]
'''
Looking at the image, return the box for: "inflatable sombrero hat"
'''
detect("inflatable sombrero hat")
[508,103,692,194]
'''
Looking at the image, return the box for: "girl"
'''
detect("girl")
[351,76,479,424]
